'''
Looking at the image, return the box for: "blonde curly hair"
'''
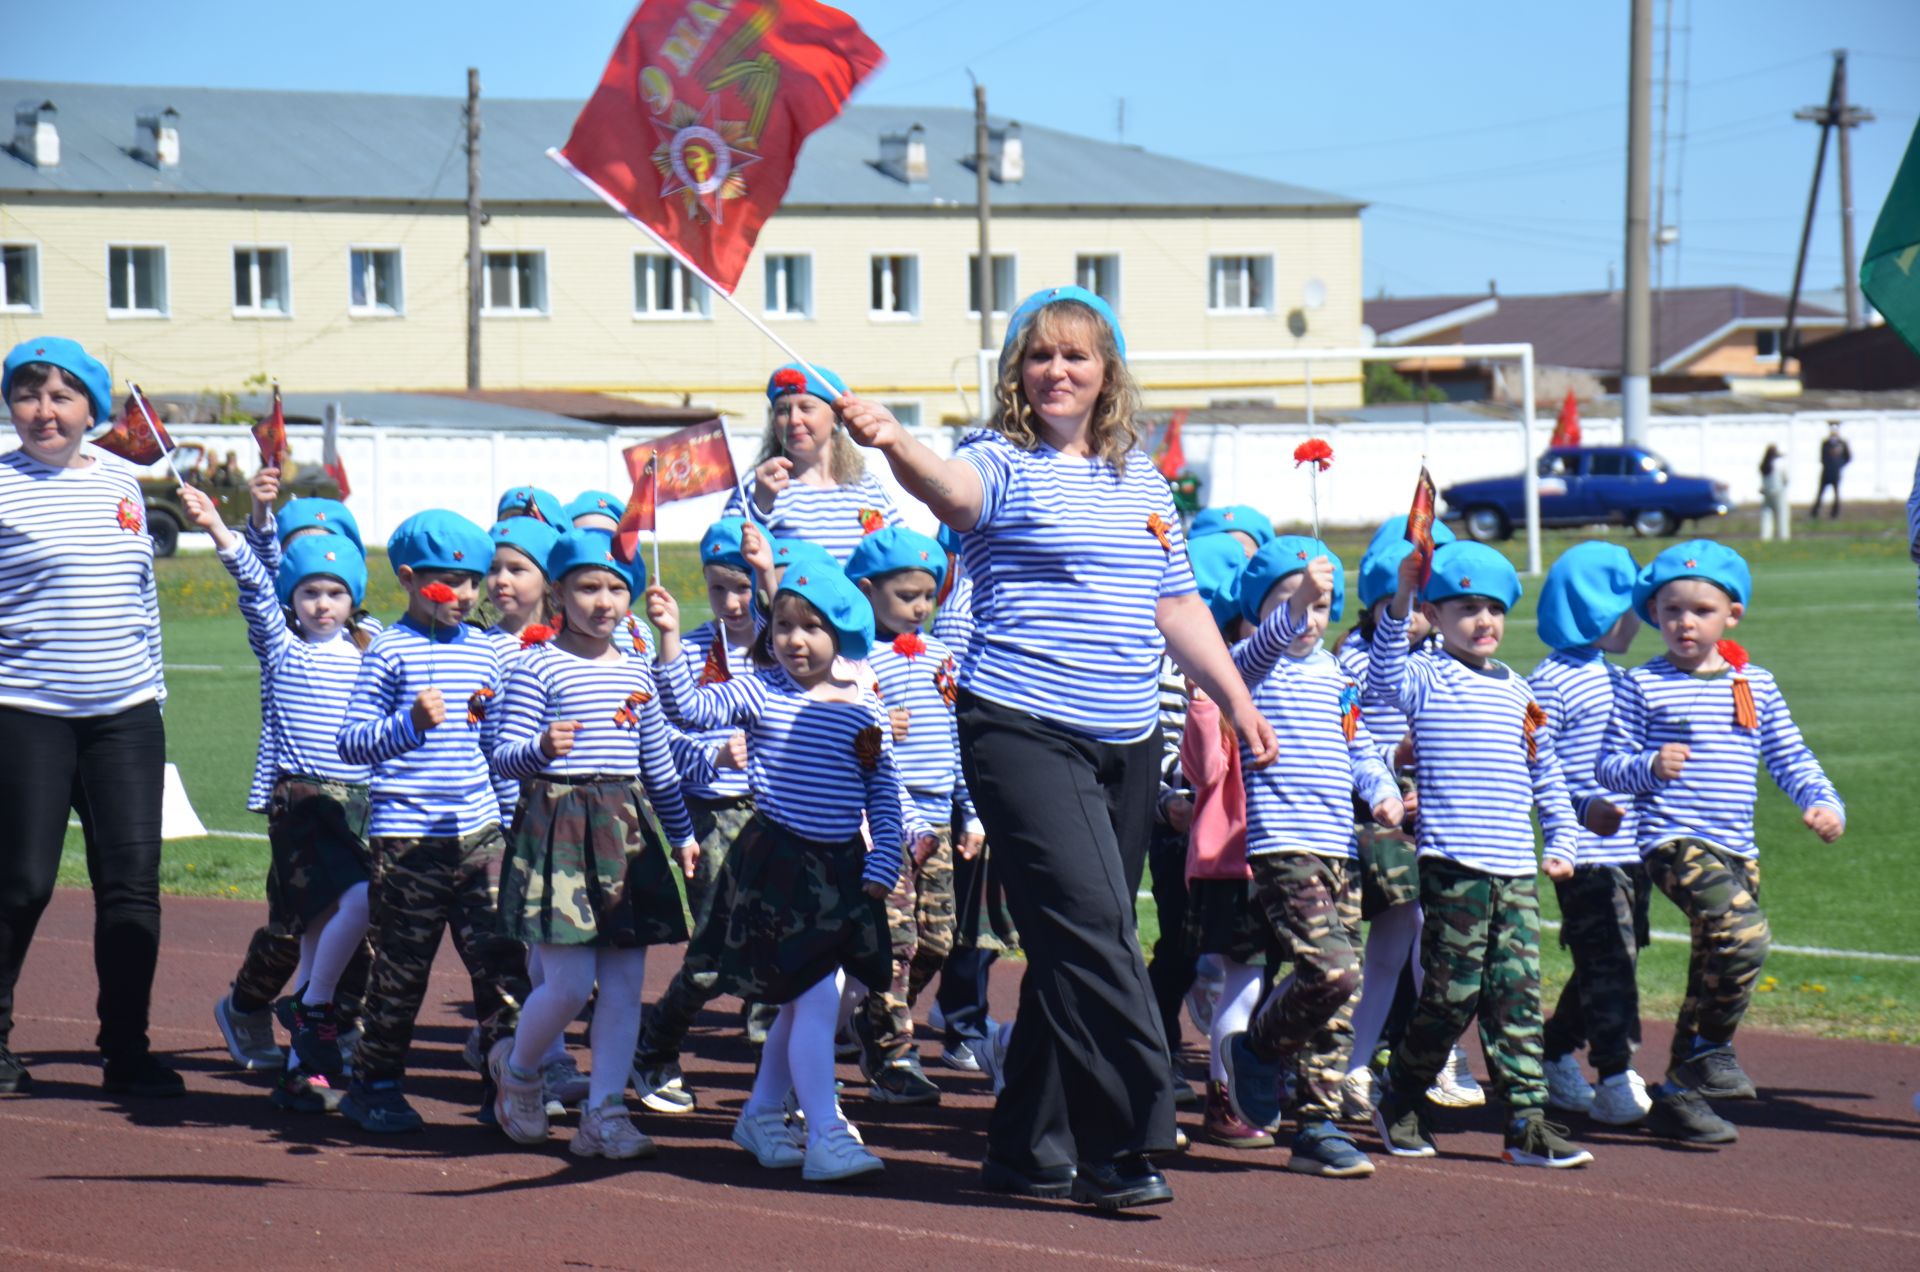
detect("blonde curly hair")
[994,299,1142,472]
[755,397,867,485]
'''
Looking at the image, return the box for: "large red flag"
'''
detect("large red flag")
[558,0,883,292]
[1155,408,1188,480]
[252,383,289,469]
[96,384,175,466]
[1550,389,1582,448]
[1406,466,1439,587]
[614,452,658,565]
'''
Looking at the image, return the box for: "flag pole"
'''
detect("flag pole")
[650,457,662,588]
[129,383,189,487]
[714,413,762,529]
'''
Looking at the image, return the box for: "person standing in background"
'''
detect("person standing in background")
[1758,445,1790,542]
[1811,423,1850,520]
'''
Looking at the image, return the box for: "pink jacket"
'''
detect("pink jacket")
[1181,695,1250,882]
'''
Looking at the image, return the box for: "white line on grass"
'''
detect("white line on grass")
[67,819,268,843]
[162,663,232,672]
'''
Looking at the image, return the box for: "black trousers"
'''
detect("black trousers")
[935,802,1018,1047]
[0,701,165,1058]
[1812,472,1842,518]
[1144,820,1195,1064]
[958,692,1177,1169]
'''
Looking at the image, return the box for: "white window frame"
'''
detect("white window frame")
[105,243,169,319]
[1074,252,1122,311]
[0,241,40,313]
[232,244,294,318]
[481,249,550,317]
[348,245,406,317]
[1207,253,1275,315]
[1753,328,1782,362]
[881,400,923,430]
[966,252,1018,319]
[762,252,814,320]
[869,252,920,321]
[632,251,712,320]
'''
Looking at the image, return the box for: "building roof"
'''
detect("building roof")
[1364,286,1845,372]
[1,80,1361,212]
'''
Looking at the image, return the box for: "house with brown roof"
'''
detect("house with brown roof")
[1363,286,1845,400]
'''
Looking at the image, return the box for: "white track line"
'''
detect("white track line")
[0,1245,191,1272]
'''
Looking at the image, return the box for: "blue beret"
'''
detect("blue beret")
[1240,536,1345,626]
[1422,541,1521,609]
[547,528,644,596]
[699,516,752,572]
[489,517,562,576]
[1365,514,1456,561]
[1188,534,1250,630]
[496,485,566,528]
[1632,539,1751,623]
[1537,542,1639,650]
[277,498,363,553]
[276,532,367,607]
[776,562,875,660]
[1359,539,1412,611]
[766,362,849,406]
[565,490,626,525]
[844,526,947,592]
[387,510,492,577]
[1190,506,1275,549]
[3,336,113,425]
[1002,285,1127,362]
[771,537,838,577]
[936,523,964,556]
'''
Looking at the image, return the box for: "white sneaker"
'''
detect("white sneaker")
[487,1039,550,1145]
[1426,1045,1487,1108]
[1589,1070,1653,1125]
[802,1121,884,1182]
[783,1089,863,1144]
[1340,1067,1377,1122]
[732,1108,805,1168]
[571,1097,657,1160]
[1544,1054,1597,1114]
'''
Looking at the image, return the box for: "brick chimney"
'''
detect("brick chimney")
[12,100,58,168]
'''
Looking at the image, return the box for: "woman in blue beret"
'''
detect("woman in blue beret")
[0,337,181,1098]
[839,286,1279,1210]
[724,363,904,562]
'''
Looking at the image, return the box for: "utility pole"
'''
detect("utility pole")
[973,79,993,412]
[1785,52,1874,357]
[466,67,483,391]
[1622,0,1654,447]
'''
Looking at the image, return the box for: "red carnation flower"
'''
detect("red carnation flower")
[893,632,926,659]
[519,624,556,647]
[772,368,809,396]
[1716,639,1749,671]
[1293,439,1334,472]
[420,582,456,604]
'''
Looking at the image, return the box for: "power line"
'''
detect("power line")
[883,0,1105,93]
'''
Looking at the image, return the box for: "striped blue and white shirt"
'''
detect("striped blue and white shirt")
[667,619,756,803]
[217,539,369,788]
[724,471,902,563]
[1335,628,1412,755]
[337,617,504,837]
[482,626,533,821]
[1371,611,1579,874]
[954,430,1196,744]
[489,642,696,846]
[931,560,976,663]
[868,631,979,831]
[0,446,165,717]
[655,655,907,888]
[1528,648,1640,867]
[1235,602,1397,858]
[1596,657,1843,860]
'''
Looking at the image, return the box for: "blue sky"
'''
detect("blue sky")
[8,0,1918,300]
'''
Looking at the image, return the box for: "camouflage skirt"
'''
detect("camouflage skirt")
[1357,776,1421,918]
[266,774,372,927]
[1184,876,1284,967]
[687,814,891,1006]
[499,775,690,949]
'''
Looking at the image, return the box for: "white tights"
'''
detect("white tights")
[1346,901,1424,1076]
[510,944,648,1107]
[295,882,369,1007]
[745,971,845,1146]
[1209,959,1266,1083]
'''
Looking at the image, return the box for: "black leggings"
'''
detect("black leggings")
[0,701,165,1057]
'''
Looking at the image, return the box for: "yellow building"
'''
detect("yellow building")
[2,82,1365,424]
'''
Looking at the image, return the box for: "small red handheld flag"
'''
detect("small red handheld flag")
[252,383,289,469]
[614,452,659,565]
[557,0,883,293]
[623,417,738,502]
[1155,408,1188,480]
[1406,465,1439,586]
[96,385,176,466]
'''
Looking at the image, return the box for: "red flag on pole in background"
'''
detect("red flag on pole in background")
[556,0,883,293]
[623,417,738,504]
[252,383,289,469]
[1406,465,1439,587]
[325,456,353,499]
[96,384,176,466]
[1550,389,1582,448]
[614,452,658,565]
[1155,408,1188,480]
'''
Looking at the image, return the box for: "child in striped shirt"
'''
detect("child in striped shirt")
[1529,543,1656,1127]
[1598,540,1843,1145]
[180,484,372,1115]
[1220,538,1402,1179]
[845,526,982,1106]
[486,529,699,1160]
[335,511,528,1134]
[1369,540,1592,1169]
[647,559,923,1183]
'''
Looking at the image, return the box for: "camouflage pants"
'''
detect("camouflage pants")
[229,922,373,1022]
[684,795,755,925]
[353,826,529,1081]
[1645,838,1768,1077]
[1245,852,1364,1121]
[863,826,958,1062]
[1389,858,1546,1112]
[1543,862,1651,1076]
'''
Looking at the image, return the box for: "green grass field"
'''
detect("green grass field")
[64,509,1920,1043]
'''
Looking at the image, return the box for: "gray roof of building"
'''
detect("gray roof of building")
[1,80,1361,212]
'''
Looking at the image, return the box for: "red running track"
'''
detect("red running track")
[2,889,1916,1271]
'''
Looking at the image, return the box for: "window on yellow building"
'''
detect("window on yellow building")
[870,254,919,319]
[1755,330,1781,361]
[350,248,404,316]
[0,244,37,312]
[234,247,292,316]
[483,251,548,315]
[634,252,710,318]
[764,255,813,318]
[107,245,167,317]
[1208,254,1273,313]
[1075,254,1121,310]
[967,254,1016,317]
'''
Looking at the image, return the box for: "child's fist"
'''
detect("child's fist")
[1372,796,1405,829]
[1543,856,1574,882]
[1653,743,1690,780]
[643,584,679,633]
[1393,731,1416,771]
[540,719,579,759]
[1302,555,1335,601]
[716,731,749,770]
[862,880,890,900]
[1803,805,1844,843]
[674,840,701,880]
[1163,794,1194,834]
[177,483,222,531]
[1395,548,1424,604]
[889,706,911,742]
[249,466,280,507]
[740,522,772,573]
[1584,798,1624,838]
[410,688,446,733]
[912,832,938,867]
[957,831,985,861]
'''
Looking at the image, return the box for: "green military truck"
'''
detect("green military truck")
[139,442,342,556]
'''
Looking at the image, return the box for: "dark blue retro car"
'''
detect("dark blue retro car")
[1440,446,1730,542]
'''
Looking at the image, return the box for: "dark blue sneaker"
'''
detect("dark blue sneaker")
[1221,1031,1284,1132]
[339,1077,423,1133]
[1288,1120,1376,1178]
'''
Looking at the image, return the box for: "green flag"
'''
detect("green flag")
[1862,119,1920,357]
